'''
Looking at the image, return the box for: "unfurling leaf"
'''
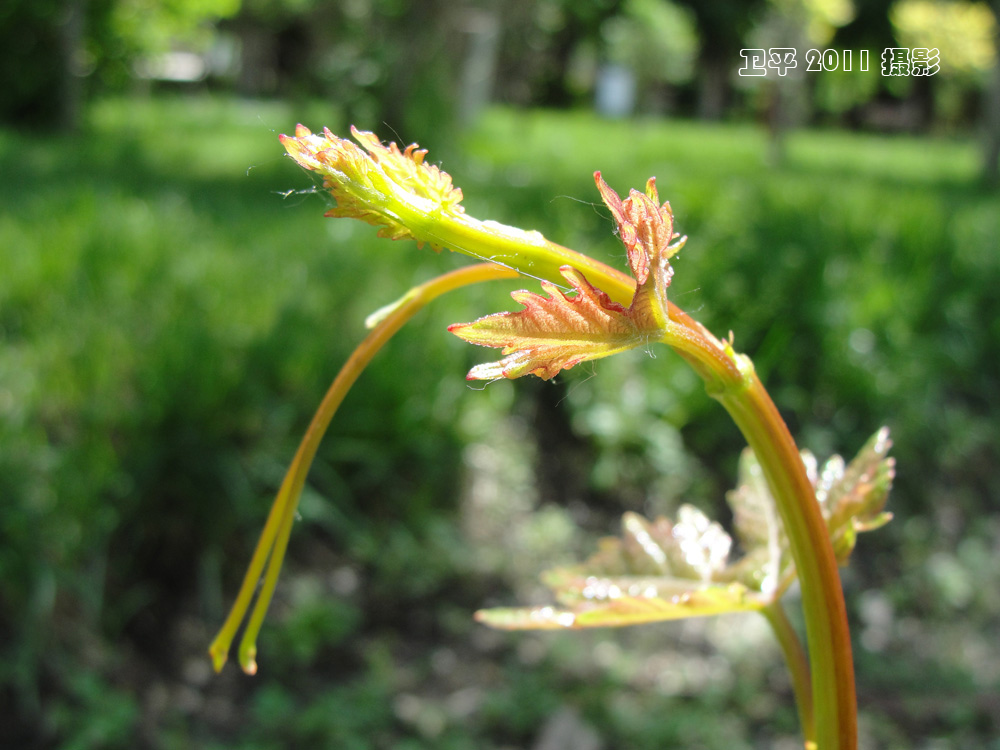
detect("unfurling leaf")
[593,172,685,286]
[725,449,792,596]
[279,125,464,250]
[581,507,732,584]
[448,266,660,380]
[476,585,757,630]
[476,509,763,631]
[810,426,895,564]
[450,175,686,380]
[727,427,895,591]
[476,430,894,631]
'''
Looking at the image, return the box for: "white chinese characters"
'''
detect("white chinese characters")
[738,48,940,77]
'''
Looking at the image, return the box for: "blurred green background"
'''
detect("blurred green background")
[2,0,999,748]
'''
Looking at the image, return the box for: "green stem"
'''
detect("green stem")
[209,263,518,673]
[654,322,855,748]
[716,371,856,749]
[422,216,640,308]
[762,601,815,748]
[412,208,855,744]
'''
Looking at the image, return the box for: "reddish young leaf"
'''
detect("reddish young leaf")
[448,266,656,380]
[593,171,684,288]
[450,175,686,381]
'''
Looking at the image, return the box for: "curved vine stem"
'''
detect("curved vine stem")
[652,314,855,748]
[208,262,519,674]
[715,370,856,749]
[270,126,857,744]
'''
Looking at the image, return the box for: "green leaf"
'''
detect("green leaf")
[476,509,763,630]
[725,448,794,596]
[725,427,895,594]
[476,430,894,631]
[476,584,757,630]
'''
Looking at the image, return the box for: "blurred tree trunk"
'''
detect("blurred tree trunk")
[378,0,457,149]
[696,54,729,120]
[985,65,1000,186]
[57,0,86,132]
[763,70,809,167]
[234,19,278,96]
[1,0,84,129]
[983,0,1000,186]
[765,80,788,166]
[456,8,500,129]
[676,0,765,120]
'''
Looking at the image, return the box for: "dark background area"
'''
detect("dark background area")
[1,0,999,747]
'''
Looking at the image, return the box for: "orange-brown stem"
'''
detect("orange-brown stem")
[717,374,856,749]
[209,263,519,673]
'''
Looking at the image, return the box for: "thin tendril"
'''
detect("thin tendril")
[209,262,518,673]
